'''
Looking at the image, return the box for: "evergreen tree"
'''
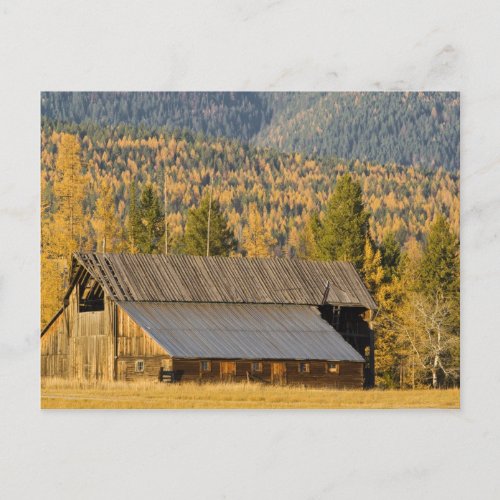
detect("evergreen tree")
[418,214,460,341]
[241,203,276,257]
[419,214,459,301]
[135,184,164,253]
[184,195,236,256]
[380,232,401,281]
[319,174,369,269]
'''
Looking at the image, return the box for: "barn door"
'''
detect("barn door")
[220,361,236,381]
[271,362,286,385]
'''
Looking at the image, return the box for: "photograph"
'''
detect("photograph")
[40,91,460,409]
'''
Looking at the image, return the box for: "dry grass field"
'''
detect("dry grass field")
[41,378,459,409]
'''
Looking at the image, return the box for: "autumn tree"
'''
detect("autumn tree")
[183,194,237,256]
[391,288,460,388]
[52,133,85,261]
[41,133,84,327]
[127,181,140,253]
[296,213,322,259]
[241,204,276,257]
[362,238,384,294]
[373,274,407,387]
[319,174,369,269]
[41,215,67,327]
[375,219,460,389]
[92,179,121,252]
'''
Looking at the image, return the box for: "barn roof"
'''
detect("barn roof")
[118,302,365,361]
[72,253,376,309]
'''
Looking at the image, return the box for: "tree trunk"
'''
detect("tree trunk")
[432,355,439,388]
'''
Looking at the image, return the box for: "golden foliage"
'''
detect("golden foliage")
[241,204,276,257]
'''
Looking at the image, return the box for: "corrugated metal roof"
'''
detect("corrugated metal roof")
[118,302,365,362]
[74,253,376,309]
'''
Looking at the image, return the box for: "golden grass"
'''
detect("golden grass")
[41,378,460,409]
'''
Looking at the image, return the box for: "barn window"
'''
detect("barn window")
[135,360,144,373]
[251,362,262,373]
[326,362,340,374]
[298,362,310,373]
[200,360,211,372]
[78,278,104,312]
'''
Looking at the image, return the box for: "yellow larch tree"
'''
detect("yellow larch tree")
[362,238,385,294]
[52,133,85,261]
[241,204,276,257]
[92,179,121,252]
[41,133,85,327]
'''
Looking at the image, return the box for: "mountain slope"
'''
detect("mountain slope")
[255,92,460,171]
[41,92,460,171]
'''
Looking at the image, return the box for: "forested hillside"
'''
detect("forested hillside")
[41,92,271,143]
[255,92,460,171]
[40,93,460,388]
[41,92,460,171]
[41,119,459,254]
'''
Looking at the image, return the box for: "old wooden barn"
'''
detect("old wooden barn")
[41,253,377,388]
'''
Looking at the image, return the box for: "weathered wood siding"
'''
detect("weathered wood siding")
[172,359,364,388]
[42,285,115,381]
[41,311,69,377]
[115,305,170,381]
[64,286,114,381]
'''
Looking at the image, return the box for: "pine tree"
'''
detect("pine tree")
[184,194,237,256]
[380,232,401,281]
[92,179,120,252]
[319,174,369,269]
[135,184,164,253]
[241,203,276,257]
[418,214,460,348]
[419,214,459,301]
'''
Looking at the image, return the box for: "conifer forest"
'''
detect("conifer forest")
[41,92,460,388]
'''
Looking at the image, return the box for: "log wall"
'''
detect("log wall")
[172,359,364,388]
[115,305,170,381]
